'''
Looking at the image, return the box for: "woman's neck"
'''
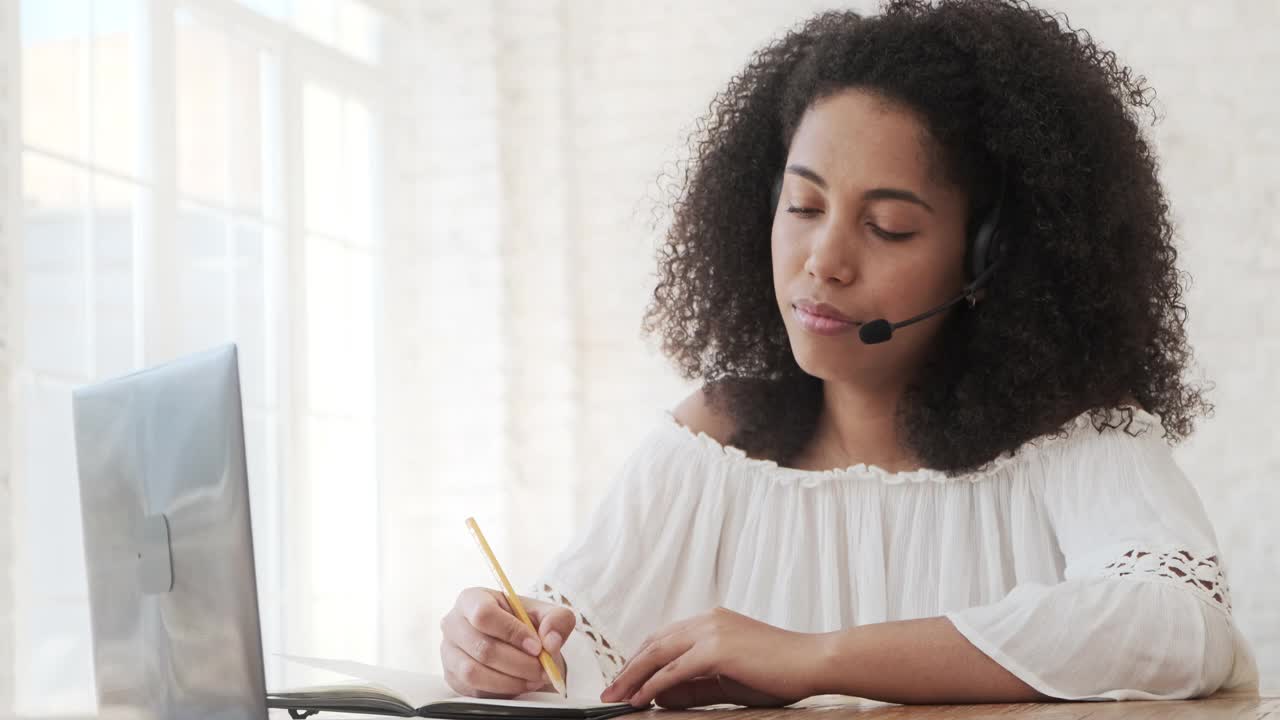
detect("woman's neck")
[791,381,921,473]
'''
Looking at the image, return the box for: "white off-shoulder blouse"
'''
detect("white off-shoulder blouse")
[529,406,1259,702]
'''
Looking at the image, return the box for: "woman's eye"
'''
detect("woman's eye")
[870,225,916,241]
[784,207,916,241]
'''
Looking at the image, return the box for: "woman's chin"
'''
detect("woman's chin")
[791,340,895,383]
[793,351,857,382]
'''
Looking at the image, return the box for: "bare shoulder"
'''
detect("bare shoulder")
[671,386,738,447]
[1120,394,1145,411]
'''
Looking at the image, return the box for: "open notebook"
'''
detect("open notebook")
[267,656,643,719]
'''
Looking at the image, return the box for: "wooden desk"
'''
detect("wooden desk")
[628,690,1278,719]
[263,690,1277,719]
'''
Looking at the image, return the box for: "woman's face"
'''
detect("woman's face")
[772,88,971,385]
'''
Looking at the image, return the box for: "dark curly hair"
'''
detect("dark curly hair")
[641,0,1211,474]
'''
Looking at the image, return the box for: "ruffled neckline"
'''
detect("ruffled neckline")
[659,405,1163,486]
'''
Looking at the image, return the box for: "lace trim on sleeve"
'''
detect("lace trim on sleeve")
[529,584,627,684]
[1102,548,1232,614]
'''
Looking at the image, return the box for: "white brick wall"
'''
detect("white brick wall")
[384,0,1279,688]
[377,0,517,675]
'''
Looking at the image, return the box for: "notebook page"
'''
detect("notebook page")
[279,655,454,708]
[279,655,622,709]
[449,694,625,709]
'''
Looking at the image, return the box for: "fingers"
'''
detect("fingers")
[601,632,695,704]
[458,588,543,656]
[652,677,728,710]
[604,615,702,702]
[441,587,556,699]
[441,609,545,684]
[627,649,712,708]
[527,600,576,655]
[442,640,542,697]
[629,614,699,666]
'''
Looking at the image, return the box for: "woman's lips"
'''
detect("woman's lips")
[793,299,858,322]
[792,304,861,336]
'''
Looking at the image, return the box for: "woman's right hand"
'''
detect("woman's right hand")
[440,587,576,697]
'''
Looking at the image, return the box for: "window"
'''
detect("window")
[12,0,386,714]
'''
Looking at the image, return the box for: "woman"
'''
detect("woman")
[438,0,1259,706]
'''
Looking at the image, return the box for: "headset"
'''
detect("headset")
[770,170,1007,344]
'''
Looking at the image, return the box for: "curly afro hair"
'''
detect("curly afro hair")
[641,0,1211,474]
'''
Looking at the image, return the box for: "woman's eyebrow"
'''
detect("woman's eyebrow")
[785,163,935,213]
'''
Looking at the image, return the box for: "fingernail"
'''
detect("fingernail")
[522,637,542,655]
[545,631,563,652]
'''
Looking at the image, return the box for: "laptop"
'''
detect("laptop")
[72,344,268,719]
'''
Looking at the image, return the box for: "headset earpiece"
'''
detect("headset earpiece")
[967,175,1008,284]
[970,213,1000,281]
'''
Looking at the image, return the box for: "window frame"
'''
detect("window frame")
[7,0,389,713]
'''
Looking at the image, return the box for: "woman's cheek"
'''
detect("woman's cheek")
[772,237,807,278]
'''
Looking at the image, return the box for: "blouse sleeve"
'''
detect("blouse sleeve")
[945,412,1252,700]
[526,421,721,697]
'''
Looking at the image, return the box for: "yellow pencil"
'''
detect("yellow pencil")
[464,517,567,697]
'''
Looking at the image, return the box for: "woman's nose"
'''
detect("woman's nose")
[803,225,859,285]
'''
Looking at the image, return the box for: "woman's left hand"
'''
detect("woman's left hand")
[600,607,828,709]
